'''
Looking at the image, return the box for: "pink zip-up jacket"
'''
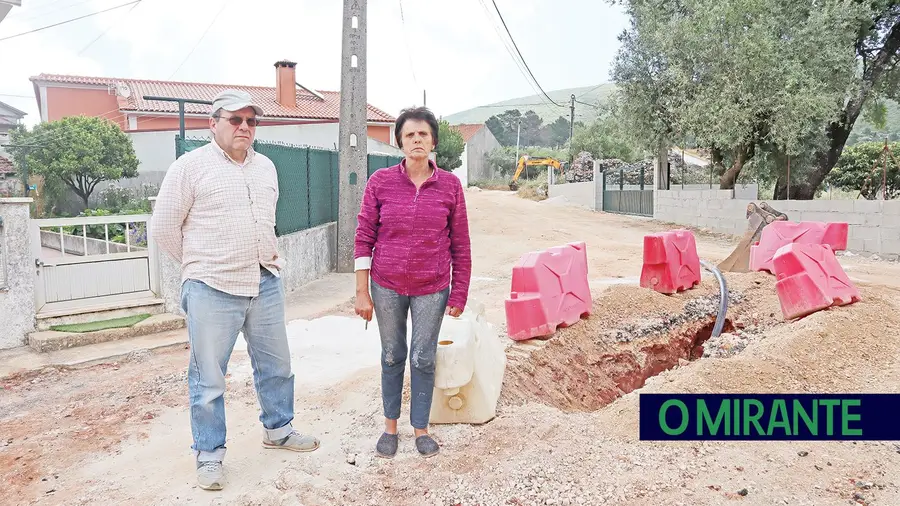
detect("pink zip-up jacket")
[354,158,472,310]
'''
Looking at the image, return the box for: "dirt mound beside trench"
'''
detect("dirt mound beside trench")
[499,272,786,413]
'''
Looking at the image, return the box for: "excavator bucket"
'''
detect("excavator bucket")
[717,202,788,273]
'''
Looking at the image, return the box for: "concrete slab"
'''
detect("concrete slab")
[0,328,188,378]
[28,314,186,353]
[284,272,356,322]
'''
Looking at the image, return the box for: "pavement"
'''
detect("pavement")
[0,272,356,379]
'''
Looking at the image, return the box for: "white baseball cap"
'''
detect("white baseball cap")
[211,89,264,116]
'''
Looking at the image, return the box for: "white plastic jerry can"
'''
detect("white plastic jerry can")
[430,299,507,425]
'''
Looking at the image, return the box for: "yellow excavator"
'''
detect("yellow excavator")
[509,156,566,190]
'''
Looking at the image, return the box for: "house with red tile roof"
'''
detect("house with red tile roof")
[29,60,402,188]
[452,122,502,185]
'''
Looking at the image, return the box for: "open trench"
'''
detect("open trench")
[499,289,747,413]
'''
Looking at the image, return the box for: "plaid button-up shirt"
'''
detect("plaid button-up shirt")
[151,141,284,297]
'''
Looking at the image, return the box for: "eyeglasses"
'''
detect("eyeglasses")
[220,115,261,127]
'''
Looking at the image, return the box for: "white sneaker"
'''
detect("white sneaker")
[196,460,224,490]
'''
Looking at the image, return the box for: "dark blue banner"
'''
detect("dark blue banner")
[639,394,900,440]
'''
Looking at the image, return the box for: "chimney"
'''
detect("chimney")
[274,60,297,108]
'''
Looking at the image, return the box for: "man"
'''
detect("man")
[152,89,319,491]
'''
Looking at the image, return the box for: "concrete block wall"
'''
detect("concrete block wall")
[277,222,337,294]
[149,198,338,315]
[654,189,900,258]
[0,198,36,350]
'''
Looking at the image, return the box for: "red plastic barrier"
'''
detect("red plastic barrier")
[773,243,861,320]
[750,221,849,274]
[639,229,701,294]
[505,242,592,341]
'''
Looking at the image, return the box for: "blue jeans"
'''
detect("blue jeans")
[370,280,450,430]
[180,267,295,463]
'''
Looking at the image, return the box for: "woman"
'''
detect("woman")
[353,106,472,458]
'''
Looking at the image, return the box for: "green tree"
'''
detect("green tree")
[485,109,522,146]
[437,120,465,171]
[610,0,871,196]
[9,116,139,208]
[569,111,644,162]
[782,0,900,200]
[827,141,900,199]
[542,116,571,147]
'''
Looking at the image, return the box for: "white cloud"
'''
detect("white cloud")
[0,0,629,129]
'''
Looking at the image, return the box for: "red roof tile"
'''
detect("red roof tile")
[453,123,484,143]
[30,73,396,123]
[0,155,15,174]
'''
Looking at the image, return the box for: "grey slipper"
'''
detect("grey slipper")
[415,434,439,458]
[375,432,398,458]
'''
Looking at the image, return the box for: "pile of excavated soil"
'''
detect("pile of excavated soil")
[498,271,787,413]
[352,282,900,506]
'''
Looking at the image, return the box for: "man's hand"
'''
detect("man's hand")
[356,291,374,321]
[446,306,463,317]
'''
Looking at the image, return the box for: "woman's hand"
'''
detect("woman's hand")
[356,291,374,321]
[446,306,463,317]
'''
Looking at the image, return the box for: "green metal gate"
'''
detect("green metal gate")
[601,164,654,217]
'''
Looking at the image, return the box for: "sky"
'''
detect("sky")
[0,0,630,128]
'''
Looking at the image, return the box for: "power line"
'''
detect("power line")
[475,0,553,110]
[397,0,420,91]
[168,0,233,79]
[0,0,141,42]
[488,0,566,108]
[576,83,607,100]
[76,0,143,56]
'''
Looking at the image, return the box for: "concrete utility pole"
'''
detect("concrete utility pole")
[337,0,367,273]
[569,94,576,166]
[569,94,575,142]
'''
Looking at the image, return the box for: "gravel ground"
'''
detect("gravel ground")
[2,190,899,506]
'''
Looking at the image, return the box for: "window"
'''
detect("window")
[352,16,358,29]
[351,55,358,68]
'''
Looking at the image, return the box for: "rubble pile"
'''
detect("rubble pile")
[564,151,595,183]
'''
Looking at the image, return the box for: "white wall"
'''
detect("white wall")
[654,189,900,259]
[548,181,595,209]
[667,183,759,199]
[456,144,469,186]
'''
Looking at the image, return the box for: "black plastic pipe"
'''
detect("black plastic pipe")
[699,260,728,338]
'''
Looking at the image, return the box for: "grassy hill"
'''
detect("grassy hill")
[443,83,617,126]
[444,83,900,147]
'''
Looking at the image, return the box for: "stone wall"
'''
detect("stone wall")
[151,220,337,316]
[654,189,900,258]
[0,198,35,350]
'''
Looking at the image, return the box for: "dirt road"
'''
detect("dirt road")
[2,189,899,506]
